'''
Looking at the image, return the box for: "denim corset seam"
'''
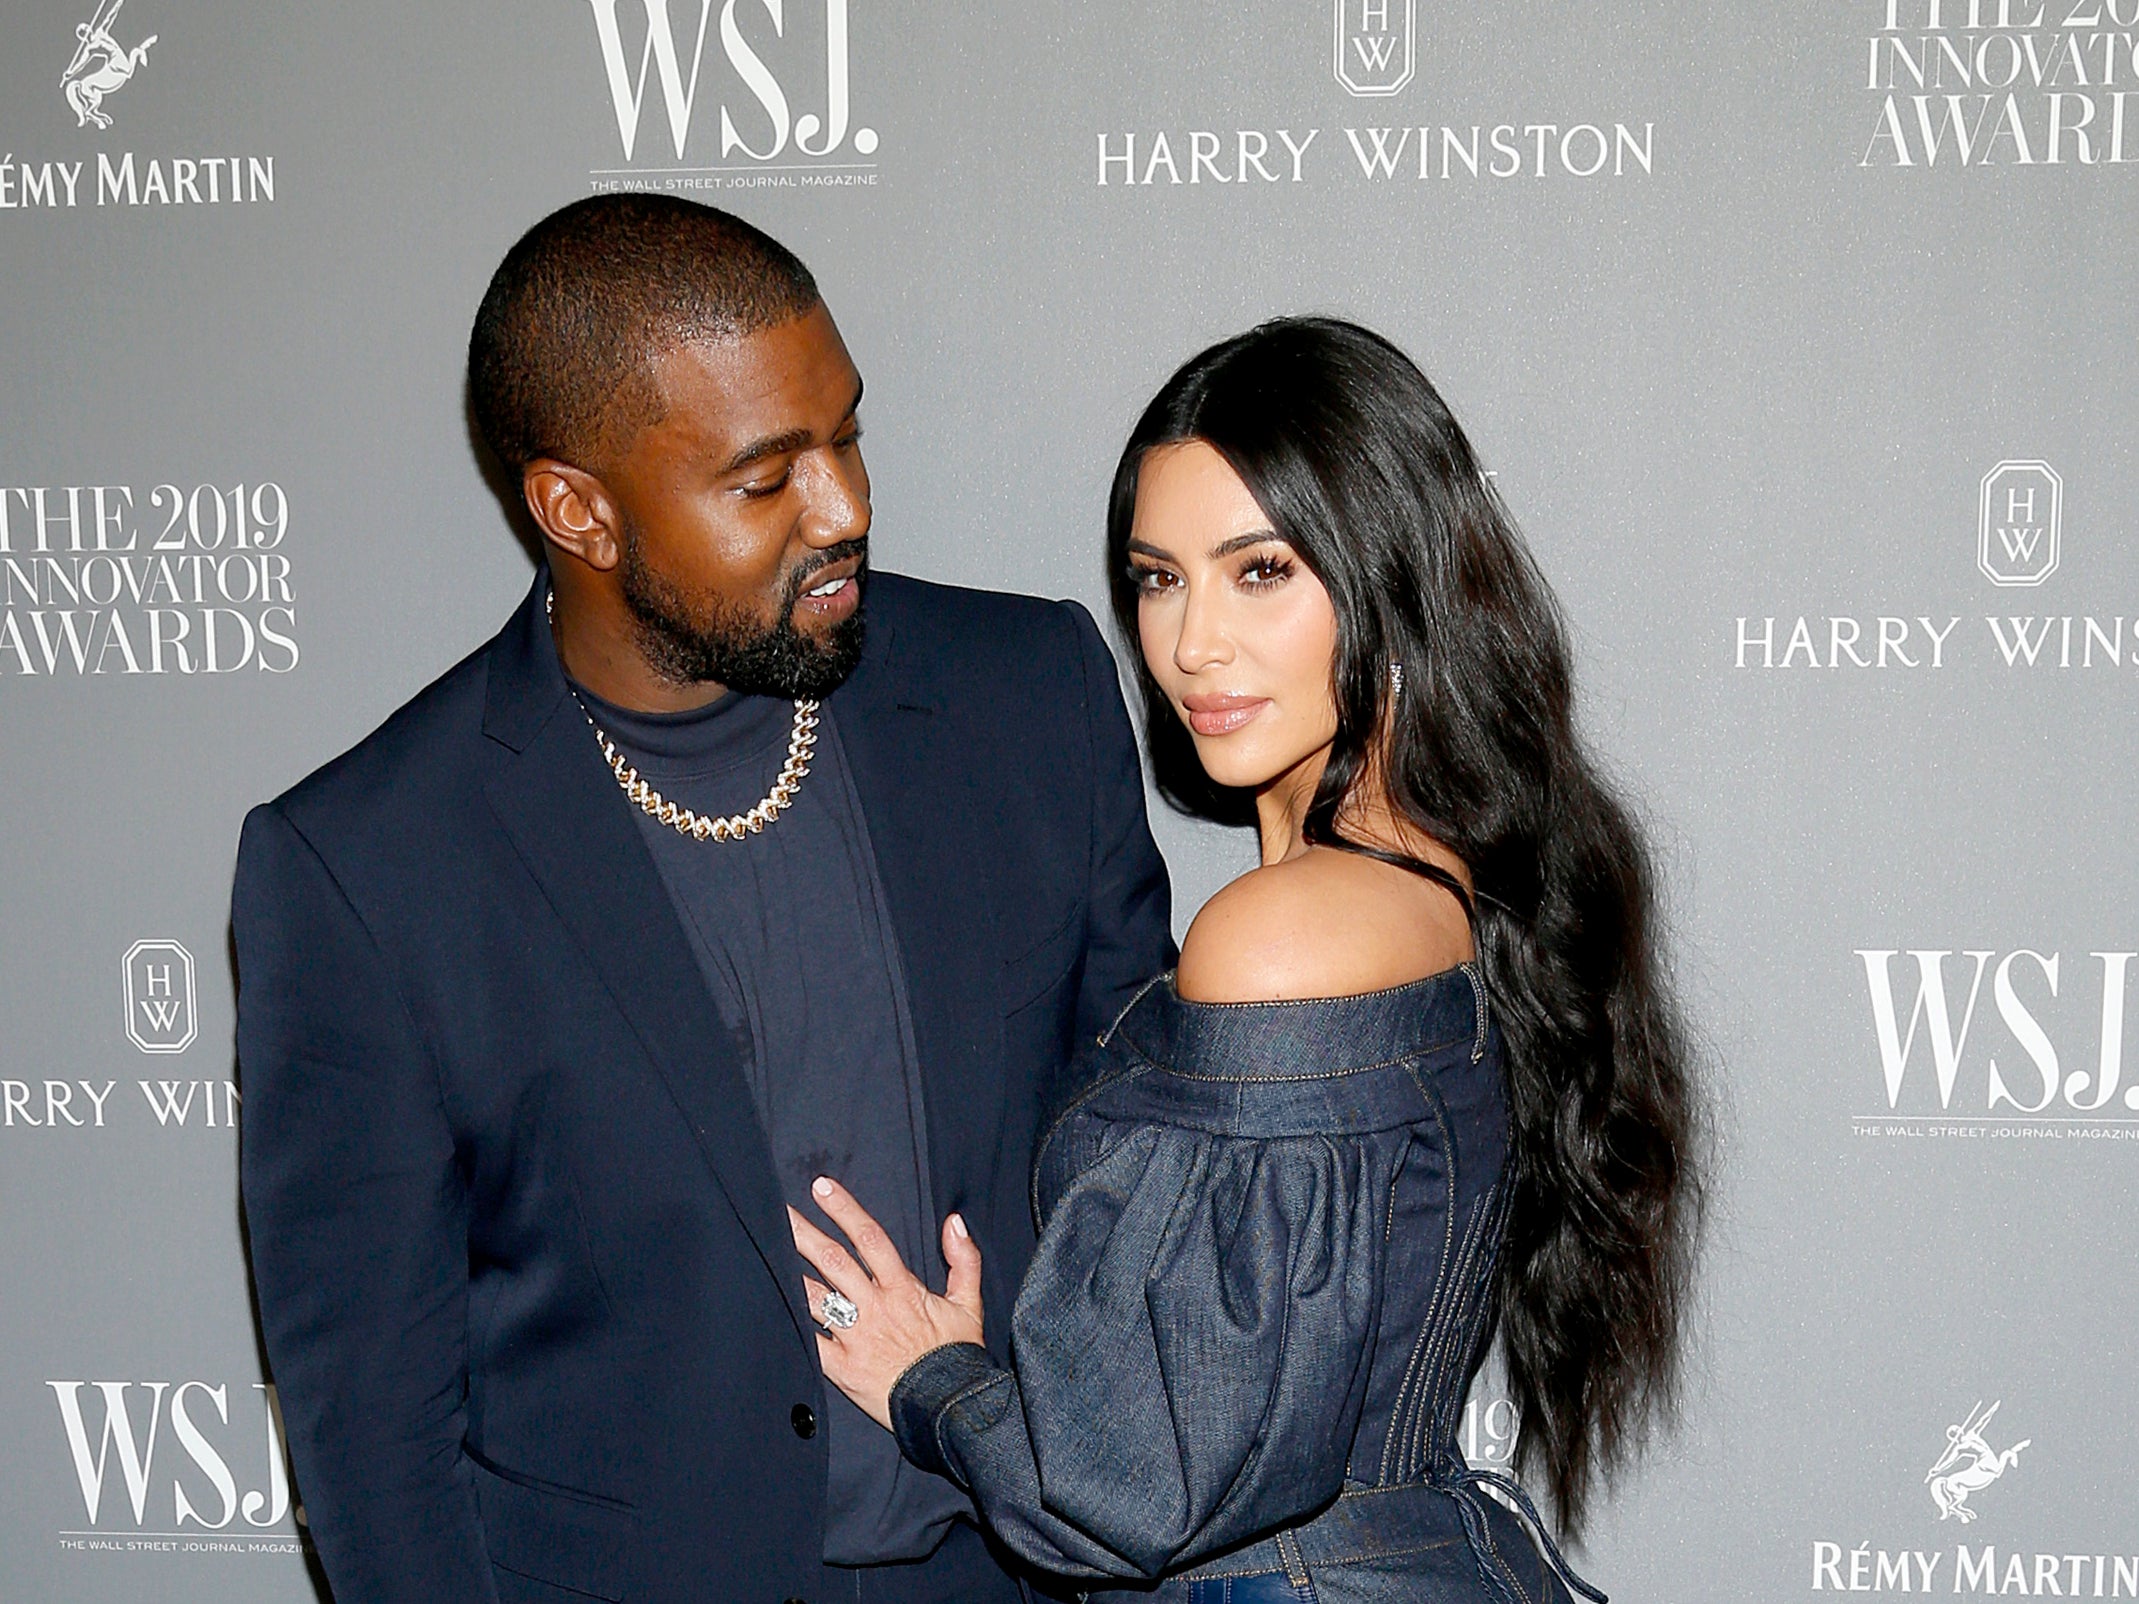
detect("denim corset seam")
[1404,971,1499,1487]
[1423,1181,1513,1483]
[1372,1059,1459,1488]
[1411,1179,1509,1484]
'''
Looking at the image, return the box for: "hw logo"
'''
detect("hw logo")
[1978,460,2061,587]
[1334,0,1416,97]
[123,940,195,1054]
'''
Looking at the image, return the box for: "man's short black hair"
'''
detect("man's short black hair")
[468,193,821,472]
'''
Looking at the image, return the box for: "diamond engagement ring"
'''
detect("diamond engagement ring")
[819,1291,860,1331]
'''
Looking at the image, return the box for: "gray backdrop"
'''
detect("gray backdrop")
[4,1,2134,1598]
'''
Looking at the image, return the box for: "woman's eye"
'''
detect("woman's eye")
[1132,566,1179,594]
[1238,555,1294,589]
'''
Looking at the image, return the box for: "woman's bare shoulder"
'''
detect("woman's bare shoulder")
[1174,849,1472,1005]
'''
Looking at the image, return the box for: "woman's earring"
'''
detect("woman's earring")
[1388,661,1405,700]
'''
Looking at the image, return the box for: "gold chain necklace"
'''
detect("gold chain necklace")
[548,589,820,843]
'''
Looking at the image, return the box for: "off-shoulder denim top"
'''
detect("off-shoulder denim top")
[890,967,1601,1604]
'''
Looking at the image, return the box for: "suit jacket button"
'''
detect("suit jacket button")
[791,1403,816,1439]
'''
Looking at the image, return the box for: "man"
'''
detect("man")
[235,194,1173,1604]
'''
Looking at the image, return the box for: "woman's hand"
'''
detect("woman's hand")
[787,1176,985,1430]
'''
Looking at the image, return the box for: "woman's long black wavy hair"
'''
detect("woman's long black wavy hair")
[1106,317,1702,1534]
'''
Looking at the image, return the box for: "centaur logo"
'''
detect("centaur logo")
[47,1381,303,1540]
[585,0,877,165]
[1334,0,1416,98]
[62,0,155,131]
[1810,1400,2136,1595]
[1928,1400,2029,1523]
[1979,461,2061,587]
[6,3,277,212]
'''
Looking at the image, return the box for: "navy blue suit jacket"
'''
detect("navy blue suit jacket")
[234,572,1175,1604]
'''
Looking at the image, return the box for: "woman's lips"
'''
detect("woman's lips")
[1180,694,1270,736]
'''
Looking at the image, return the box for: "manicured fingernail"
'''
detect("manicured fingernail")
[950,1213,968,1239]
[813,1176,833,1197]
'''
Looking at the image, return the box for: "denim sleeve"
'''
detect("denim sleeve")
[890,1126,1388,1580]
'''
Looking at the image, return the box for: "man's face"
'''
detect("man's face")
[601,303,870,698]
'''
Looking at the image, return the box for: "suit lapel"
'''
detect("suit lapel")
[480,579,813,1350]
[830,614,1004,1203]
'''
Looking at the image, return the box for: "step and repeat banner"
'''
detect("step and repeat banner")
[2,2,2133,1599]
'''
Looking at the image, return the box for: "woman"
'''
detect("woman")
[789,317,1701,1603]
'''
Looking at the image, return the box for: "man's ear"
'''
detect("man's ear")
[523,460,624,573]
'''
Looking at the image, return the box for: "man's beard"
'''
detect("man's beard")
[617,531,867,700]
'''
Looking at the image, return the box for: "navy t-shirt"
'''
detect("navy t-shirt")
[571,682,968,1565]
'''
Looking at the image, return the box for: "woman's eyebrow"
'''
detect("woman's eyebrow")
[1208,530,1282,559]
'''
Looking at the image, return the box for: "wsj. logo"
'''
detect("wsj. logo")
[1979,461,2061,587]
[1928,1400,2028,1524]
[586,0,877,164]
[1857,949,2139,1116]
[123,940,195,1054]
[48,1381,301,1533]
[1334,0,1416,98]
[62,0,156,131]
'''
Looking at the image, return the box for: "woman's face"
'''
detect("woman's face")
[1127,440,1341,793]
